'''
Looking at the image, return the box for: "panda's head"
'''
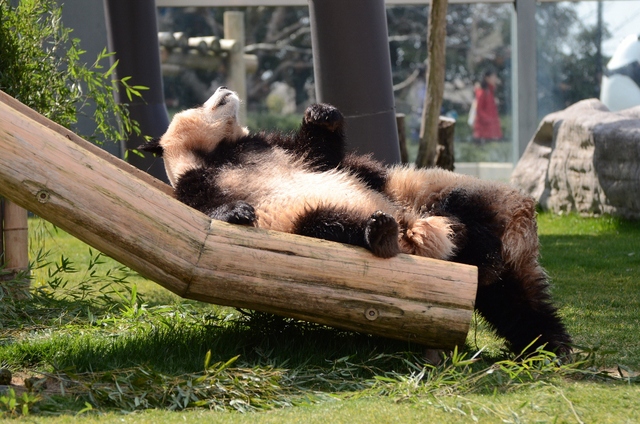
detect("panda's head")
[140,86,249,186]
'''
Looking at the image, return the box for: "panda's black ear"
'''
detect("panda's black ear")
[138,138,164,156]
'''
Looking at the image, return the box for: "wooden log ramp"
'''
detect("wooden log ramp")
[0,91,477,349]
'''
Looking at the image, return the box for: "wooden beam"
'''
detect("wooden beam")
[0,198,4,264]
[0,91,171,197]
[512,0,538,158]
[0,91,477,349]
[2,200,28,272]
[224,11,247,126]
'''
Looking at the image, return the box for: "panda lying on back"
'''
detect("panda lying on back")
[142,87,571,356]
[140,86,456,260]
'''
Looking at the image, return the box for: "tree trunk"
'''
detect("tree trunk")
[415,0,448,168]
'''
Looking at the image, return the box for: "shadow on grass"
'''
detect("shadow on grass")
[39,311,432,376]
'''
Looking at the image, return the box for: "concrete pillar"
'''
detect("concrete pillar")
[58,0,122,157]
[104,0,169,182]
[512,0,538,160]
[309,0,400,165]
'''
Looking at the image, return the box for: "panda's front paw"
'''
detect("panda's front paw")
[303,103,344,132]
[365,211,400,258]
[210,201,256,225]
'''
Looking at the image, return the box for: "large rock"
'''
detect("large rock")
[511,99,640,219]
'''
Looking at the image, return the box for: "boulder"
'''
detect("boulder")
[511,99,640,219]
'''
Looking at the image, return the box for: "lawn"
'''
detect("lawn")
[1,213,638,422]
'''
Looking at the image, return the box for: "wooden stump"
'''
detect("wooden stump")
[396,113,408,164]
[2,200,28,273]
[436,116,456,171]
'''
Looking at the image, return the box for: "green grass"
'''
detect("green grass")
[538,214,640,370]
[1,214,639,421]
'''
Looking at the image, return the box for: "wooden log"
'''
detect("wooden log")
[0,199,31,299]
[189,36,222,53]
[1,197,30,297]
[0,91,477,349]
[160,52,258,75]
[158,32,177,49]
[0,91,171,197]
[173,32,189,50]
[187,37,210,55]
[161,51,225,72]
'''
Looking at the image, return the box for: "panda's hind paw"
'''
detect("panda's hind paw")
[303,103,343,132]
[365,211,400,258]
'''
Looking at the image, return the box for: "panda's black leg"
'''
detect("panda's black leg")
[475,270,572,357]
[208,201,256,225]
[293,208,399,258]
[429,188,505,285]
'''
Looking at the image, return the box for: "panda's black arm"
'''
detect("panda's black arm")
[265,103,347,171]
[175,168,256,226]
[284,104,390,190]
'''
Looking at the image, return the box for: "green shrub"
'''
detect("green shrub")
[0,0,144,142]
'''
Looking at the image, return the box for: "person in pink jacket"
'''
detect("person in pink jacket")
[472,70,503,144]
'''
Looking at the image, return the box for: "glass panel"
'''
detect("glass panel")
[388,4,514,163]
[157,6,311,133]
[157,5,515,164]
[536,1,640,120]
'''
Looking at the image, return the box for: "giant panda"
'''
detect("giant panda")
[140,86,457,260]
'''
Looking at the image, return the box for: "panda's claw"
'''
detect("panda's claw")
[303,103,344,132]
[209,201,256,225]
